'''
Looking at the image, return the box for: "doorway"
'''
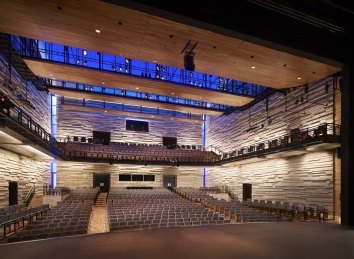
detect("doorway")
[243,183,252,201]
[9,181,18,206]
[163,175,177,189]
[93,173,110,192]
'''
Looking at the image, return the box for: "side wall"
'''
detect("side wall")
[0,148,50,207]
[0,53,51,132]
[56,161,202,189]
[206,77,334,152]
[206,151,333,212]
[56,98,202,145]
[206,77,336,213]
[0,51,51,206]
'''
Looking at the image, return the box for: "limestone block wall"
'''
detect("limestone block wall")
[56,161,203,189]
[206,77,334,153]
[0,54,50,132]
[0,148,50,207]
[206,151,334,213]
[56,98,202,146]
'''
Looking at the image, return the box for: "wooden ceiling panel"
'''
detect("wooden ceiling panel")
[49,88,224,115]
[0,0,340,89]
[62,104,204,124]
[25,58,253,107]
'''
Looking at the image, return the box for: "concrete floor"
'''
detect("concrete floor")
[1,222,353,259]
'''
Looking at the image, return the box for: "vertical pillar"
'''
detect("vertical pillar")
[341,63,354,226]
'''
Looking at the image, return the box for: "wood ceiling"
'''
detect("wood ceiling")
[0,0,340,89]
[24,58,253,107]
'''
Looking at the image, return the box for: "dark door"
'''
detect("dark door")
[93,173,110,192]
[9,181,18,206]
[163,175,177,189]
[243,183,252,201]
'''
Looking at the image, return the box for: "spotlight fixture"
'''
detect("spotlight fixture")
[83,50,88,56]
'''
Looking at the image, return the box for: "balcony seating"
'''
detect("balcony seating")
[65,142,219,164]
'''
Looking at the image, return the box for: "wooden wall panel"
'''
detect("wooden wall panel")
[206,152,334,213]
[0,55,50,132]
[56,98,202,145]
[0,148,50,207]
[56,161,202,189]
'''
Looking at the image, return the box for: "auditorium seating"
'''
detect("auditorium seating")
[175,188,281,223]
[8,187,99,242]
[108,188,231,232]
[247,199,329,221]
[0,204,50,239]
[64,141,219,163]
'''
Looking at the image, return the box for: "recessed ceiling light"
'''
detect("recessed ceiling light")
[151,116,154,118]
[101,81,105,84]
[171,92,174,95]
[153,60,157,63]
[251,66,256,69]
[95,29,101,34]
[136,87,139,90]
[104,110,107,113]
[297,77,302,80]
[49,73,53,76]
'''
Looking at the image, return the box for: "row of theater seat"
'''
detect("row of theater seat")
[0,204,50,239]
[65,142,219,163]
[8,188,99,242]
[108,188,231,231]
[175,188,280,223]
[0,204,26,215]
[247,199,329,221]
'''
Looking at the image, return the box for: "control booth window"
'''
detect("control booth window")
[126,120,149,132]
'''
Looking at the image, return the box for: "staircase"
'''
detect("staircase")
[95,192,108,207]
[28,194,43,208]
[87,192,109,234]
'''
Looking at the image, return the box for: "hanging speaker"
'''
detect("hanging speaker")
[184,53,195,71]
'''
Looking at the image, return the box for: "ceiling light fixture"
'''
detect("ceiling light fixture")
[297,77,302,80]
[251,66,256,69]
[95,29,101,33]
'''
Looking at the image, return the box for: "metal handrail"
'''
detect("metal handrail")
[24,185,35,207]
